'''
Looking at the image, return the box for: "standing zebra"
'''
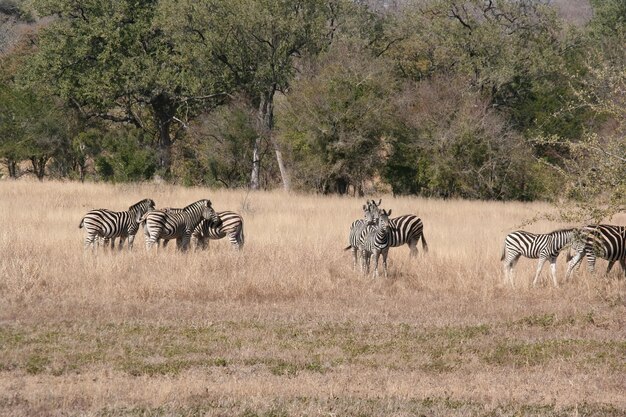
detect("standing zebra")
[361,209,393,278]
[501,228,578,288]
[79,198,155,250]
[192,211,245,251]
[142,199,221,251]
[344,200,381,269]
[368,199,428,256]
[565,225,626,280]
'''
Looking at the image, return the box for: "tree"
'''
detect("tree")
[536,1,626,222]
[170,0,346,190]
[26,0,227,175]
[278,41,395,195]
[387,74,549,199]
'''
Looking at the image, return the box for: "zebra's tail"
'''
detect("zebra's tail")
[344,245,353,251]
[421,234,428,253]
[238,223,245,248]
[500,242,506,261]
[79,218,84,229]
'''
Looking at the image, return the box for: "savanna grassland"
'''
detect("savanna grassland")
[0,180,625,417]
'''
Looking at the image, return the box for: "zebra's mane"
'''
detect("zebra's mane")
[546,228,576,236]
[128,198,154,211]
[183,199,212,211]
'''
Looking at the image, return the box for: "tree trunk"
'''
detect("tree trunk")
[30,156,48,181]
[6,159,17,178]
[151,93,175,175]
[252,86,291,191]
[250,136,261,190]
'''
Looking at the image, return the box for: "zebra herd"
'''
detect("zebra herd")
[79,198,244,252]
[344,199,428,278]
[79,197,625,286]
[501,225,626,287]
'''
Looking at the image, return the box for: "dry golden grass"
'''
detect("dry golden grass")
[0,179,625,417]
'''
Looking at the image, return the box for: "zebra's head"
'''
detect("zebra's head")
[363,199,382,225]
[130,198,156,218]
[377,209,392,232]
[200,200,223,227]
[566,229,587,262]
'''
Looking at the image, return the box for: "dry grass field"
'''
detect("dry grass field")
[0,180,625,417]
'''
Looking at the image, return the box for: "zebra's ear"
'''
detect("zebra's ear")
[376,199,381,207]
[363,204,368,211]
[387,209,392,216]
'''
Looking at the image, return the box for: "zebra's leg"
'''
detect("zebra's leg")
[565,251,584,281]
[503,256,518,288]
[372,251,380,278]
[605,260,616,276]
[620,258,626,278]
[84,234,97,251]
[587,252,597,273]
[118,236,126,251]
[351,247,358,270]
[162,239,169,249]
[127,234,135,250]
[408,240,418,257]
[549,256,558,287]
[532,258,547,287]
[382,250,389,279]
[180,233,192,252]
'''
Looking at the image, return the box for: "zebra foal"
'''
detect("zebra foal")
[142,199,221,251]
[501,228,577,287]
[79,198,155,250]
[566,225,626,280]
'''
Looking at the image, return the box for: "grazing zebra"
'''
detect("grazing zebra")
[142,199,221,251]
[79,198,155,250]
[193,211,245,251]
[368,199,428,256]
[565,225,626,280]
[344,200,381,269]
[361,209,393,278]
[501,228,578,288]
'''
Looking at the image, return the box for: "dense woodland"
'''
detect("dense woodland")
[0,1,624,211]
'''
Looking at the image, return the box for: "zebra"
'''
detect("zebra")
[142,199,222,251]
[500,228,578,288]
[361,209,393,278]
[344,200,381,269]
[565,225,626,280]
[368,199,428,256]
[79,198,155,250]
[192,211,245,251]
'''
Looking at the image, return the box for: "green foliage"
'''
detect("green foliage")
[173,100,261,187]
[278,42,396,194]
[95,128,156,182]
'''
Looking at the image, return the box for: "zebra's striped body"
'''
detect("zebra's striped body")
[142,200,221,251]
[193,211,244,250]
[566,225,626,279]
[501,228,577,287]
[387,215,428,256]
[361,199,428,256]
[79,198,155,250]
[361,209,392,278]
[345,200,380,269]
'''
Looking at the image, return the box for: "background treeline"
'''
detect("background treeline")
[0,0,624,205]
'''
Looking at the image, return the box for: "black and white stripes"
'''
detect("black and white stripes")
[143,199,221,251]
[79,198,155,250]
[501,228,577,287]
[566,224,626,279]
[193,211,245,251]
[361,209,393,278]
